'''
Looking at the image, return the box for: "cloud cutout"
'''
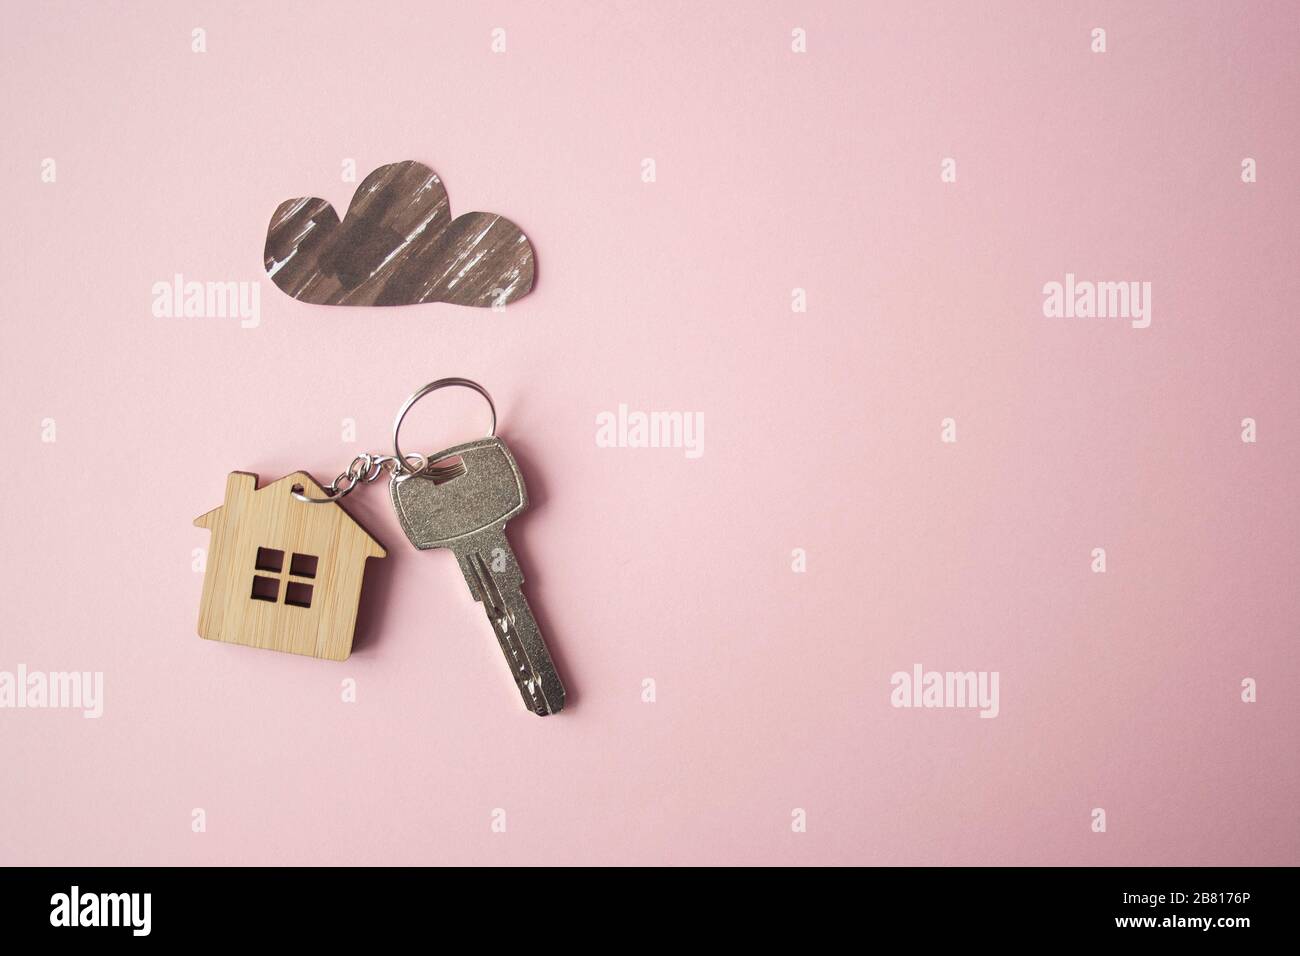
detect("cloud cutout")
[264,160,535,308]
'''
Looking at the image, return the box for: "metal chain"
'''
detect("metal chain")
[292,453,409,504]
[291,452,466,504]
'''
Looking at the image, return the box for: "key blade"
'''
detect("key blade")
[391,437,526,550]
[455,532,565,716]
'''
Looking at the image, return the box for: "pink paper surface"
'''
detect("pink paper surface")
[1,1,1297,866]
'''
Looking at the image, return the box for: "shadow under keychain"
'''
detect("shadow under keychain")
[193,378,566,716]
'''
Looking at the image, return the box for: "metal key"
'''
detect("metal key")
[390,436,565,715]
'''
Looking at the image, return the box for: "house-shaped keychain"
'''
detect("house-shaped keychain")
[193,471,386,661]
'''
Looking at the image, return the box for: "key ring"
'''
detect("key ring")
[391,377,497,479]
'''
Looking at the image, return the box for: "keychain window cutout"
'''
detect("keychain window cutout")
[250,549,320,609]
[250,575,280,603]
[255,547,284,572]
[284,581,314,609]
[289,553,318,578]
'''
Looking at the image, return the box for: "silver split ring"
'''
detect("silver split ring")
[391,378,496,478]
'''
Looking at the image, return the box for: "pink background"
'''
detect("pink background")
[2,1,1298,866]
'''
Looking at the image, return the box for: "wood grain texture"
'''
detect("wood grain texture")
[193,471,386,661]
[264,160,535,308]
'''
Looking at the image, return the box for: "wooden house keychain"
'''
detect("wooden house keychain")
[193,378,566,716]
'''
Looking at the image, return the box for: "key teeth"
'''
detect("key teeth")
[522,678,564,716]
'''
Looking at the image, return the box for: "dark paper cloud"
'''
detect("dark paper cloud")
[264,161,535,308]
